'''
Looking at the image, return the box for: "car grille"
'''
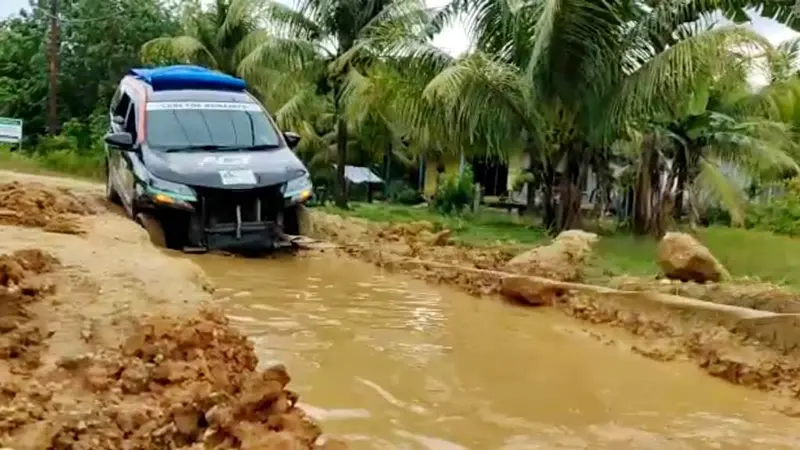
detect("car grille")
[196,186,284,228]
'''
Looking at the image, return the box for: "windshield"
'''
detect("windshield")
[145,102,281,150]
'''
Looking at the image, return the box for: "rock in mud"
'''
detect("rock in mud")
[428,229,452,246]
[657,232,731,283]
[504,229,598,282]
[500,276,567,306]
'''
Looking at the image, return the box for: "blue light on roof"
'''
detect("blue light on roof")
[129,65,247,92]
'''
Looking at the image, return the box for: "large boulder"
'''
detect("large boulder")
[503,229,598,282]
[657,232,731,283]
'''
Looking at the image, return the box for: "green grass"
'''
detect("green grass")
[0,147,104,180]
[322,202,800,288]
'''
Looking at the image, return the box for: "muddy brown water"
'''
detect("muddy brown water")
[193,252,800,449]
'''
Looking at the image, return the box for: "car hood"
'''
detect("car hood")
[142,147,308,189]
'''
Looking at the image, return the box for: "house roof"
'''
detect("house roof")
[342,165,384,184]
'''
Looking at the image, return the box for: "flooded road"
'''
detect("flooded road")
[195,252,800,449]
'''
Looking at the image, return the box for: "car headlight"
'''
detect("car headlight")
[147,176,197,202]
[284,174,313,202]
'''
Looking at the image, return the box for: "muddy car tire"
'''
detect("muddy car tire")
[136,212,185,250]
[104,159,121,205]
[282,204,310,236]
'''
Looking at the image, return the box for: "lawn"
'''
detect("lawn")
[0,147,104,180]
[321,201,800,288]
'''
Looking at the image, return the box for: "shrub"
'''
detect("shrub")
[431,165,476,215]
[387,180,424,205]
[700,206,732,227]
[746,177,800,236]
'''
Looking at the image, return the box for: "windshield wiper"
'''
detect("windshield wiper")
[241,143,281,151]
[163,144,239,153]
[162,143,282,153]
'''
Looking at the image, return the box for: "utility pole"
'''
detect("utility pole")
[47,0,60,135]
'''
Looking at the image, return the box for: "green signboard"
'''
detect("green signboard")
[0,117,23,144]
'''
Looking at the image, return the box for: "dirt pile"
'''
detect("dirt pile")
[504,229,598,282]
[1,310,344,449]
[311,212,514,295]
[0,181,100,235]
[0,248,58,373]
[552,291,800,402]
[657,232,731,283]
[608,276,800,314]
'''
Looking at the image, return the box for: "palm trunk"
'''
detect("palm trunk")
[673,147,687,220]
[524,147,538,218]
[542,162,558,230]
[333,79,348,208]
[335,116,348,208]
[555,144,583,232]
[632,136,656,236]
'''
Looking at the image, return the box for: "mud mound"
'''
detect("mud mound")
[609,276,800,314]
[1,310,344,449]
[0,181,99,234]
[552,292,800,401]
[0,249,58,372]
[312,212,515,295]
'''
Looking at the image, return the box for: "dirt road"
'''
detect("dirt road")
[2,169,799,449]
[0,171,344,449]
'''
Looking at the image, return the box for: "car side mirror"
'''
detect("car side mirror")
[112,115,125,125]
[104,131,133,149]
[284,131,301,150]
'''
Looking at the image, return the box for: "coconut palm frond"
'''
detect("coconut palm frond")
[141,36,218,67]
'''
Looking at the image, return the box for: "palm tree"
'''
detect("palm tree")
[236,0,448,207]
[418,0,799,232]
[140,0,266,77]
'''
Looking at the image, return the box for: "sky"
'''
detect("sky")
[0,0,797,60]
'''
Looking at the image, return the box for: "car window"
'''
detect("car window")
[114,92,131,120]
[145,103,281,149]
[124,102,137,141]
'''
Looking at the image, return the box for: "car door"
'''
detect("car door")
[107,89,131,205]
[117,97,139,215]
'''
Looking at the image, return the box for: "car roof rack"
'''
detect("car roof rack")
[129,65,247,92]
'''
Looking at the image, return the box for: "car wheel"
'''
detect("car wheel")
[282,204,310,236]
[136,212,167,248]
[104,158,121,205]
[136,212,185,250]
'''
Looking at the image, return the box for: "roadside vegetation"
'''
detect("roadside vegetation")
[4,0,800,276]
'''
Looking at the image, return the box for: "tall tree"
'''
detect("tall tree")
[420,0,799,232]
[238,0,448,207]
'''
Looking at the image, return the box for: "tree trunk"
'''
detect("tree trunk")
[333,77,348,208]
[383,142,391,197]
[47,0,61,135]
[523,147,538,218]
[539,158,557,230]
[555,144,583,232]
[673,147,687,220]
[632,137,656,236]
